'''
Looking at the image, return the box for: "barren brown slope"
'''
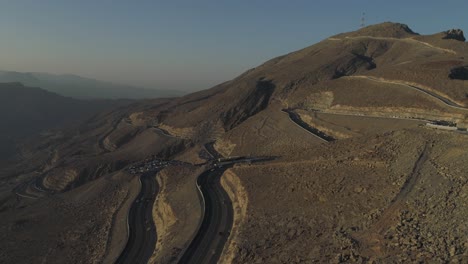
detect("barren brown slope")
[222,129,468,263]
[100,23,462,147]
[1,22,468,264]
[159,22,468,140]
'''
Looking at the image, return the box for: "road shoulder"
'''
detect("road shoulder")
[218,168,249,264]
[102,173,141,264]
[149,165,205,263]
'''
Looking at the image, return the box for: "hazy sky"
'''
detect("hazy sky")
[1,0,467,91]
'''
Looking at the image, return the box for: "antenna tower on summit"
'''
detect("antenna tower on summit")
[360,12,366,28]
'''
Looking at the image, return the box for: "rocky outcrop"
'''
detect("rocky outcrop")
[42,168,79,192]
[332,53,376,79]
[221,79,275,130]
[443,29,465,41]
[449,65,468,80]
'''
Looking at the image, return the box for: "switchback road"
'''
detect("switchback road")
[14,174,54,199]
[179,142,230,264]
[116,172,158,264]
[282,109,335,142]
[204,142,223,159]
[180,142,274,264]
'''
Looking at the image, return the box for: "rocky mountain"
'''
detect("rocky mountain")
[1,22,467,263]
[0,71,183,99]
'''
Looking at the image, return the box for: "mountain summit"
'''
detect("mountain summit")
[336,22,419,39]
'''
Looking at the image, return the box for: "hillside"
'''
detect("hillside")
[0,83,127,160]
[0,71,184,99]
[0,22,467,263]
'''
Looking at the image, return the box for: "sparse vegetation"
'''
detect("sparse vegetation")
[1,22,467,263]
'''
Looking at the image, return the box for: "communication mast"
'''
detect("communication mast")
[360,12,366,28]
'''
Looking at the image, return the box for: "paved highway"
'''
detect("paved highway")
[116,172,158,264]
[98,116,125,153]
[178,166,234,264]
[179,140,275,264]
[282,109,335,142]
[14,174,53,199]
[204,142,223,159]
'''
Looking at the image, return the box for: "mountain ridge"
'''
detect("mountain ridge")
[0,70,184,99]
[0,82,129,160]
[1,22,467,263]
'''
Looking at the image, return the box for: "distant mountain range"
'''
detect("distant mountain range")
[0,82,128,160]
[0,70,184,99]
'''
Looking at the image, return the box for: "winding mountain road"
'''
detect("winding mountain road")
[179,142,275,263]
[116,172,158,264]
[204,142,223,159]
[98,116,126,153]
[178,166,234,264]
[282,109,335,142]
[14,174,54,199]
